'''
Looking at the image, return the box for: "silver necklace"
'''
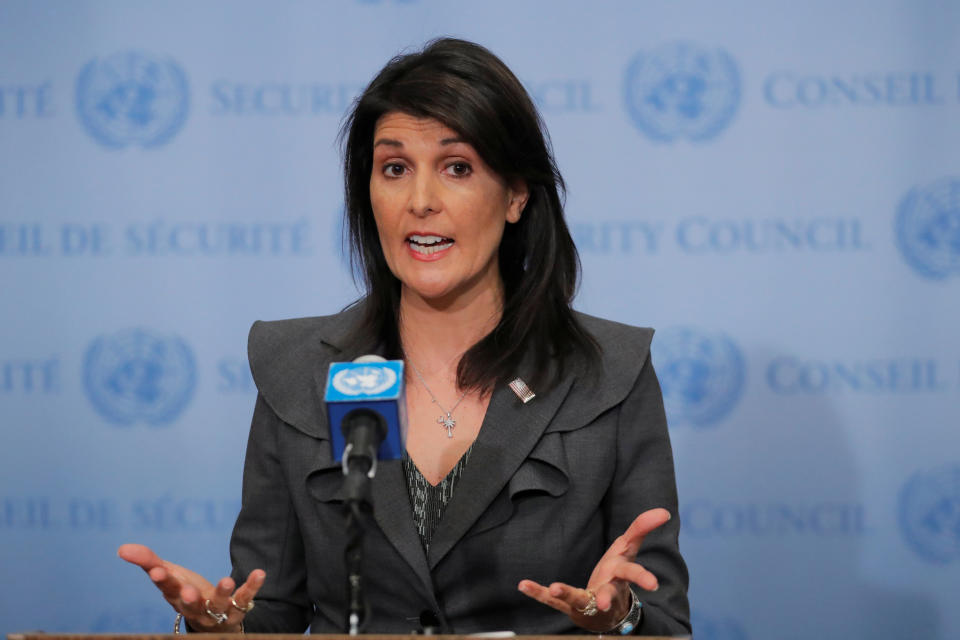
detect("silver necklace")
[409,362,468,438]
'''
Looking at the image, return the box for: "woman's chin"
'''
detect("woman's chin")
[398,267,502,308]
[402,282,459,305]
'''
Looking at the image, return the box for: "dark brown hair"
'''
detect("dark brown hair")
[340,37,598,392]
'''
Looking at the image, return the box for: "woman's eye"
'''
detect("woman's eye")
[446,162,472,177]
[383,163,406,177]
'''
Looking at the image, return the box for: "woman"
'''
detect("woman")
[120,38,690,636]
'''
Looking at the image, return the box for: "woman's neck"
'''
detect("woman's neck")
[398,283,503,383]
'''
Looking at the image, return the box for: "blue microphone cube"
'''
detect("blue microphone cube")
[324,360,407,462]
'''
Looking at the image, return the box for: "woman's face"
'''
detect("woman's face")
[369,112,527,307]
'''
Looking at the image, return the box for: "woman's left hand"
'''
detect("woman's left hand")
[517,507,670,632]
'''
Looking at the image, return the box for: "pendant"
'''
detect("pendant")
[437,413,456,438]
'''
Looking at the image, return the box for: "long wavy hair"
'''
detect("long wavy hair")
[339,37,598,393]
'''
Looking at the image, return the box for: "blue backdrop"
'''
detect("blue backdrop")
[2,1,959,639]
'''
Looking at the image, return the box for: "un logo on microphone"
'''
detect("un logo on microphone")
[83,329,196,426]
[895,177,960,280]
[899,464,960,564]
[624,42,740,142]
[332,365,398,396]
[652,327,745,427]
[75,51,189,148]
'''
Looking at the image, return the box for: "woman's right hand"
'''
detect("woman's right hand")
[118,543,265,633]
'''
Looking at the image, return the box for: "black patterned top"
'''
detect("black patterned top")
[402,445,473,551]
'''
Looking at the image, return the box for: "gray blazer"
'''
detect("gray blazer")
[231,304,690,635]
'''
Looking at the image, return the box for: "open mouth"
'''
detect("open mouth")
[407,234,454,255]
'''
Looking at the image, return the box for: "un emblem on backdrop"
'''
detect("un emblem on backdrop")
[76,51,189,148]
[83,328,196,426]
[898,464,960,564]
[652,327,745,427]
[624,42,740,142]
[895,177,960,279]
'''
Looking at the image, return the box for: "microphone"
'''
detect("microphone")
[325,356,407,634]
[324,355,407,483]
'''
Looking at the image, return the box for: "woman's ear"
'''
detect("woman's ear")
[506,180,529,223]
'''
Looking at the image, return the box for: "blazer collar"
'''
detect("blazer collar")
[426,362,576,569]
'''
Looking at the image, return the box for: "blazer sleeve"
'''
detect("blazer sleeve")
[229,392,313,633]
[603,351,691,636]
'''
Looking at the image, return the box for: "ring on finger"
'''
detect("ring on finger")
[231,597,255,613]
[575,589,599,617]
[204,599,229,625]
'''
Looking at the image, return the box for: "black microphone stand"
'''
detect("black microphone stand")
[340,409,386,635]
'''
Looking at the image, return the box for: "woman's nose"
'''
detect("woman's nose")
[408,172,441,217]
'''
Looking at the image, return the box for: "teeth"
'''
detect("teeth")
[410,240,454,255]
[409,234,449,245]
[407,234,453,255]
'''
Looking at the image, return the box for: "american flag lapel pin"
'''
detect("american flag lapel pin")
[509,377,536,404]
